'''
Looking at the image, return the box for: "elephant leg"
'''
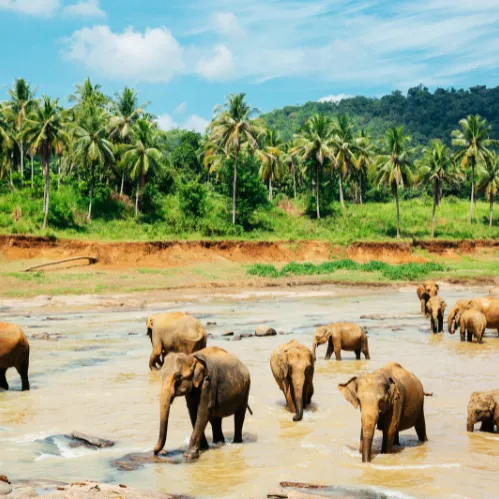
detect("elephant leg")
[325,339,334,360]
[430,318,436,334]
[186,395,209,450]
[438,314,444,333]
[355,349,361,360]
[415,413,428,442]
[381,429,388,454]
[0,369,8,391]
[17,357,29,392]
[185,389,211,460]
[211,417,225,444]
[467,331,473,343]
[394,431,400,446]
[233,400,247,444]
[359,428,363,454]
[420,299,426,315]
[282,379,296,413]
[333,339,342,361]
[479,418,494,433]
[460,331,465,342]
[361,339,370,360]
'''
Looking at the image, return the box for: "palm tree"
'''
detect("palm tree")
[6,78,36,182]
[478,153,499,227]
[0,107,15,187]
[417,140,457,237]
[22,96,68,229]
[209,93,263,225]
[258,129,283,201]
[69,77,108,110]
[293,114,335,219]
[282,141,300,199]
[353,129,374,204]
[72,107,115,220]
[119,119,163,217]
[374,127,413,239]
[451,115,499,224]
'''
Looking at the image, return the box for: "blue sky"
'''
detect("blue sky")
[1,0,499,133]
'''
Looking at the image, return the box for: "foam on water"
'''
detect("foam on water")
[371,463,461,470]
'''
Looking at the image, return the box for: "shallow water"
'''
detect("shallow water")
[1,285,499,498]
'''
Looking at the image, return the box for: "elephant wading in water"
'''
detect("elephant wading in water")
[426,296,447,333]
[448,297,499,336]
[147,312,207,371]
[457,309,487,343]
[338,362,428,462]
[270,340,314,421]
[416,281,439,316]
[467,390,499,432]
[0,322,30,391]
[312,322,370,361]
[154,346,251,460]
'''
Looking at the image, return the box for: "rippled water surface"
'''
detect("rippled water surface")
[1,285,499,498]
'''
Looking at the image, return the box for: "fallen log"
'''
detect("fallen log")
[24,256,98,272]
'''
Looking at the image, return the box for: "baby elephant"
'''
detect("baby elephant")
[458,309,487,343]
[416,281,439,316]
[0,322,30,391]
[426,296,447,333]
[312,322,370,361]
[270,340,314,422]
[467,390,499,432]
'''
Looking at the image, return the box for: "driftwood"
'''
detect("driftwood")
[24,256,98,272]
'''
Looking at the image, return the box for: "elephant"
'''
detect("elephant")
[270,340,314,422]
[490,287,499,299]
[338,362,428,463]
[416,281,439,316]
[0,322,30,391]
[147,312,207,371]
[467,390,499,432]
[448,297,499,336]
[426,296,447,333]
[153,346,251,460]
[455,309,487,343]
[312,322,370,361]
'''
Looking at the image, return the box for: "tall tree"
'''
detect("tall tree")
[69,78,108,110]
[417,140,457,237]
[353,129,374,204]
[72,107,114,220]
[478,153,499,227]
[374,127,413,239]
[209,93,262,225]
[119,119,163,217]
[282,141,301,199]
[22,96,68,229]
[451,115,498,224]
[258,129,283,201]
[293,114,335,219]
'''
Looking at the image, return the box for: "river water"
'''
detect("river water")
[1,285,498,498]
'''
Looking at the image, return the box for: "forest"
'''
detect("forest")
[0,79,498,242]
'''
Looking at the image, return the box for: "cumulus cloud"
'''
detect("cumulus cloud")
[156,113,209,134]
[318,93,352,103]
[156,114,177,131]
[196,44,235,81]
[0,0,60,16]
[63,25,184,82]
[211,12,246,39]
[62,0,105,18]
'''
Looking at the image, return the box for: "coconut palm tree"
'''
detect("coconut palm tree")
[69,77,108,110]
[451,115,499,224]
[0,106,15,187]
[119,119,163,217]
[258,129,283,201]
[417,139,457,237]
[72,107,115,220]
[293,114,335,219]
[478,152,499,227]
[282,141,301,199]
[209,93,263,225]
[5,78,36,182]
[353,129,374,204]
[22,96,68,229]
[374,127,414,239]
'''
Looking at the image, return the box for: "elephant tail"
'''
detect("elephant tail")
[247,404,253,415]
[424,392,433,397]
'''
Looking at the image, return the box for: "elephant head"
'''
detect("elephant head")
[146,316,155,342]
[447,300,472,334]
[312,326,330,361]
[425,281,439,298]
[154,352,208,455]
[339,373,400,462]
[467,392,496,432]
[427,297,447,332]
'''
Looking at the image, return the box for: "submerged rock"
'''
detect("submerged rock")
[70,432,115,448]
[112,450,186,471]
[255,326,277,337]
[31,332,65,341]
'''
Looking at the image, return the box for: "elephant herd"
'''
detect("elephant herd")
[1,286,499,465]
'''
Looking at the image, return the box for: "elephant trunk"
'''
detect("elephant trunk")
[312,341,317,362]
[361,413,377,463]
[448,308,457,334]
[467,423,474,432]
[292,371,305,421]
[362,436,373,463]
[154,379,174,455]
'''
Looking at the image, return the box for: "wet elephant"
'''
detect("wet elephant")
[270,339,314,421]
[416,281,439,316]
[154,346,251,460]
[489,287,499,299]
[147,312,207,371]
[467,390,499,432]
[338,362,428,462]
[0,322,30,391]
[426,296,447,333]
[312,322,370,361]
[457,309,487,343]
[448,297,499,336]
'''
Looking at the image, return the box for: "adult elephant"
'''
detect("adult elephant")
[447,297,499,335]
[0,322,30,391]
[312,322,370,361]
[426,296,447,333]
[153,347,251,460]
[457,309,487,343]
[416,281,439,316]
[338,362,428,463]
[270,340,314,422]
[467,390,499,432]
[147,312,207,371]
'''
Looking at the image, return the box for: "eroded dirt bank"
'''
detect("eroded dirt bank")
[1,235,498,269]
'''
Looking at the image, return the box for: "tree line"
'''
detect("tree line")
[0,79,498,238]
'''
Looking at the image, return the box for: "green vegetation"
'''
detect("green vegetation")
[1,80,498,242]
[247,260,445,281]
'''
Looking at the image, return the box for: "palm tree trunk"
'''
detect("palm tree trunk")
[338,174,345,208]
[120,171,125,196]
[135,178,140,218]
[359,172,363,205]
[232,148,239,225]
[43,158,50,229]
[57,160,61,190]
[293,169,297,199]
[469,161,475,224]
[269,175,273,202]
[88,165,94,221]
[394,184,401,239]
[31,155,34,189]
[20,140,24,185]
[9,163,13,188]
[490,198,494,228]
[431,181,438,238]
[316,163,320,219]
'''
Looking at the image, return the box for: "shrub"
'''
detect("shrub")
[178,180,207,218]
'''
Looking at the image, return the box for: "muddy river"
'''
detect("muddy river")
[1,285,498,498]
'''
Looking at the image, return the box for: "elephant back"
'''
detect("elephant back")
[153,312,207,345]
[0,322,29,365]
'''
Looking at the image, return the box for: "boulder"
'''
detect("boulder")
[255,326,277,337]
[70,432,115,449]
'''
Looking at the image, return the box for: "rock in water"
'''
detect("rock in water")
[0,481,12,496]
[70,432,115,448]
[255,326,277,337]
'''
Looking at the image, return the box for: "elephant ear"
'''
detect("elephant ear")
[388,377,400,404]
[338,377,359,409]
[441,300,447,311]
[435,284,440,292]
[485,394,496,413]
[192,354,208,388]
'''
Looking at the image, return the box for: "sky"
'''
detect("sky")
[1,0,499,134]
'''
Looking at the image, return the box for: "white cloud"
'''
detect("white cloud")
[211,12,246,39]
[174,102,187,114]
[196,44,235,81]
[156,113,209,134]
[156,114,177,131]
[0,0,59,16]
[63,0,105,18]
[63,25,184,82]
[318,93,352,103]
